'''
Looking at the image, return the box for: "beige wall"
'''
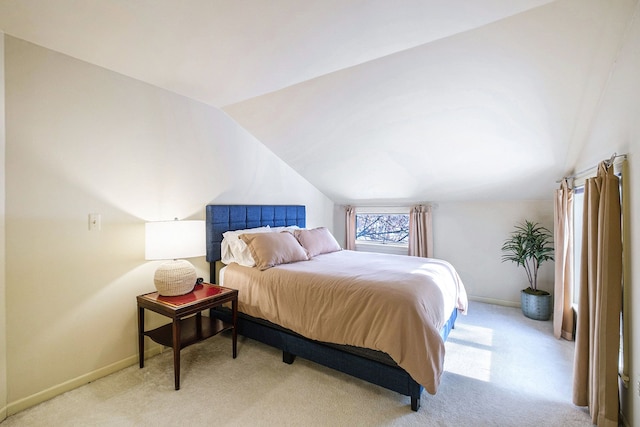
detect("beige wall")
[573,5,639,425]
[0,32,8,422]
[3,35,333,414]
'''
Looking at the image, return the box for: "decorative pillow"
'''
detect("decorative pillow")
[221,226,271,266]
[240,231,309,270]
[294,227,342,257]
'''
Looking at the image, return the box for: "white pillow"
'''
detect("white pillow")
[221,226,271,266]
[270,225,301,233]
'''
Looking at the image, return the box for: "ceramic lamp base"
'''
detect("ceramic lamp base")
[154,259,197,296]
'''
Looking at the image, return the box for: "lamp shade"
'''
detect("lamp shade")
[145,220,206,260]
[145,219,205,296]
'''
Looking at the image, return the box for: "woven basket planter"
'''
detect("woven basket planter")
[521,290,552,321]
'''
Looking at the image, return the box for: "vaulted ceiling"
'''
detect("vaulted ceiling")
[1,0,637,203]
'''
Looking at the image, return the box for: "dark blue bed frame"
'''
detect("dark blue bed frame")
[205,204,457,411]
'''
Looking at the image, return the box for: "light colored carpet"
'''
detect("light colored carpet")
[2,302,593,426]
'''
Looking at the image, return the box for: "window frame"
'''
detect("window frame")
[354,206,410,255]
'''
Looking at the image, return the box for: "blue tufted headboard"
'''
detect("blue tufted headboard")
[205,204,306,263]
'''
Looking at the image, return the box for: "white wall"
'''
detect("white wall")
[0,32,8,423]
[572,6,640,425]
[3,35,333,413]
[433,200,554,305]
[333,200,554,306]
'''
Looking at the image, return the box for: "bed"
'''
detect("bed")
[205,204,467,411]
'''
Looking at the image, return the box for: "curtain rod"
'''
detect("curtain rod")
[342,203,438,209]
[556,153,627,183]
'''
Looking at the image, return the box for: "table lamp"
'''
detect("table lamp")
[145,219,206,296]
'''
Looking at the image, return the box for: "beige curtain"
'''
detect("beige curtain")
[345,206,356,250]
[408,205,432,258]
[573,162,622,427]
[553,179,574,340]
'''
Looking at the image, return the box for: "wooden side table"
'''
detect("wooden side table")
[137,283,238,390]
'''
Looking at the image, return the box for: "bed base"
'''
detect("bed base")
[211,306,457,411]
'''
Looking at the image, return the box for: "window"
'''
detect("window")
[572,187,584,307]
[356,213,409,245]
[353,207,410,255]
[571,164,626,382]
[572,170,622,306]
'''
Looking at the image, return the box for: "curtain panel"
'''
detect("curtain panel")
[572,162,622,427]
[345,206,356,250]
[408,205,432,258]
[553,179,574,340]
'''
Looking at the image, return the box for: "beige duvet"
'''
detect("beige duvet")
[221,250,468,394]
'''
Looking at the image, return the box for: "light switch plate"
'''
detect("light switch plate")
[89,213,101,231]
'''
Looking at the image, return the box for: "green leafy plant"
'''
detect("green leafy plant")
[501,220,554,294]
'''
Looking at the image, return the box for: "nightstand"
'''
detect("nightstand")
[137,283,238,390]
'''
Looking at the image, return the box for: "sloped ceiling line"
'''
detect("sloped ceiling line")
[1,0,637,202]
[561,0,640,174]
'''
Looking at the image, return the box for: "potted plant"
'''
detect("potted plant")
[501,220,554,320]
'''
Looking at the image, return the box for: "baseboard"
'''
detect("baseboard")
[6,345,163,416]
[0,403,7,422]
[468,295,520,308]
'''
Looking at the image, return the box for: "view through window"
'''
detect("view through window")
[572,187,584,306]
[355,213,409,245]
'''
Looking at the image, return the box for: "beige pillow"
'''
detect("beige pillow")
[240,231,309,270]
[294,227,342,257]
